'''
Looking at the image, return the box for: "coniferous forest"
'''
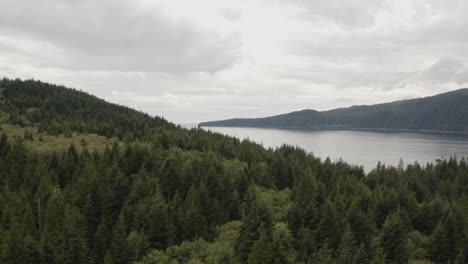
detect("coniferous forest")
[1,78,468,264]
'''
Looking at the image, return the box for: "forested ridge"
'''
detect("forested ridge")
[200,88,468,133]
[1,78,468,264]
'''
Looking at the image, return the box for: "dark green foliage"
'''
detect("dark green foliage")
[247,225,273,264]
[0,78,172,139]
[0,78,467,264]
[336,226,356,264]
[428,222,450,263]
[315,199,342,249]
[381,211,408,263]
[23,129,34,140]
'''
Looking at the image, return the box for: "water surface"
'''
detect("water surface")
[201,126,468,171]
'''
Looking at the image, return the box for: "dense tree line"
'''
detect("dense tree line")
[1,78,468,263]
[0,78,172,139]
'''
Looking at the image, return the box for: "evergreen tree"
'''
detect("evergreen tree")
[61,205,91,264]
[316,199,342,249]
[381,211,409,264]
[0,78,468,264]
[428,222,450,263]
[111,215,129,264]
[312,244,334,264]
[337,226,356,264]
[247,225,273,264]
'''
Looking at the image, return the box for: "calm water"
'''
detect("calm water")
[198,125,468,172]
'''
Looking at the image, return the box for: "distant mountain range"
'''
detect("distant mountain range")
[200,88,468,133]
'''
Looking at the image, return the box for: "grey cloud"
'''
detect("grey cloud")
[2,0,468,123]
[219,6,242,21]
[0,0,241,73]
[283,0,468,91]
[375,57,468,91]
[289,0,383,28]
[418,57,468,84]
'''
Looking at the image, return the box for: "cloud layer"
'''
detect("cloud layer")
[1,0,468,122]
[0,0,240,73]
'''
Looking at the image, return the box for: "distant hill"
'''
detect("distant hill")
[200,88,468,133]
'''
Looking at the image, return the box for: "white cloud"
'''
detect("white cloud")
[1,0,468,122]
[0,0,241,73]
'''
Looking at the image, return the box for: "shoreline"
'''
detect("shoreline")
[199,125,468,137]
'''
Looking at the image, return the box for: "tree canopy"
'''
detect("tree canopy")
[1,78,467,263]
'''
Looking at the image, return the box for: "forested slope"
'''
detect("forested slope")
[201,88,468,133]
[0,78,468,264]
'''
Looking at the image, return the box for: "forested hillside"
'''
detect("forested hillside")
[1,78,468,264]
[200,88,468,133]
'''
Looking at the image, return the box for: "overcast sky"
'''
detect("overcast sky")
[2,0,468,123]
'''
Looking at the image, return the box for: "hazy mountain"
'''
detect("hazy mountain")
[201,88,468,133]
